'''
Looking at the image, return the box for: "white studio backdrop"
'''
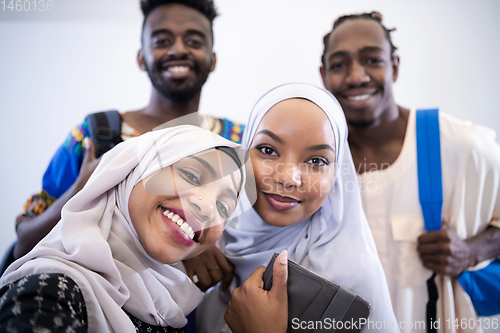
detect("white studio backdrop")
[1,2,499,324]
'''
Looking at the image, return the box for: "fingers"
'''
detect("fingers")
[226,254,289,333]
[207,266,224,290]
[420,258,458,276]
[417,242,451,255]
[195,265,215,292]
[417,229,450,245]
[420,254,450,266]
[270,250,288,302]
[418,219,455,244]
[82,137,102,172]
[74,138,101,192]
[83,137,97,161]
[421,261,446,275]
[183,258,214,292]
[182,245,232,292]
[214,249,234,292]
[185,269,200,285]
[245,266,266,289]
[202,247,230,291]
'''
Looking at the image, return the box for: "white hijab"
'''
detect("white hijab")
[198,83,399,332]
[1,125,240,333]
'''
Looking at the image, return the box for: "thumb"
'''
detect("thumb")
[270,250,288,301]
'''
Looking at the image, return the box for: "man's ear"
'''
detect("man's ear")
[320,65,328,88]
[210,52,217,72]
[137,49,146,71]
[392,55,400,82]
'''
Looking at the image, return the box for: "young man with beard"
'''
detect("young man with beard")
[11,0,244,261]
[320,12,500,332]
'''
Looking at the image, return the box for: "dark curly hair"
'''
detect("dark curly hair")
[140,0,218,45]
[321,11,397,67]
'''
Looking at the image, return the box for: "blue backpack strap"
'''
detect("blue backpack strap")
[417,109,500,317]
[416,109,443,333]
[416,109,443,231]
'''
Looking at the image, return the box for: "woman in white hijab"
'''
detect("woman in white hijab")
[0,125,244,333]
[196,83,399,332]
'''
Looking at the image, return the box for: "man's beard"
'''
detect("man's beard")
[145,59,211,103]
[347,118,376,128]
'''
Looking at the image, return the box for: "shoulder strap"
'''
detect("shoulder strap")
[85,110,123,158]
[416,109,443,231]
[416,109,443,333]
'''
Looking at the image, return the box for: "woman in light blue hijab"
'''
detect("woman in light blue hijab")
[197,83,398,332]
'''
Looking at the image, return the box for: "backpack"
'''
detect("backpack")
[0,111,123,276]
[85,110,123,158]
[416,109,500,326]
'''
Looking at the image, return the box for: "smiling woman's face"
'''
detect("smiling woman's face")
[128,148,241,264]
[249,98,336,227]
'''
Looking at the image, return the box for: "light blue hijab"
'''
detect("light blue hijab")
[197,83,399,332]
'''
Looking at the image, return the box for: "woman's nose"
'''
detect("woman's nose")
[189,192,215,225]
[273,163,302,188]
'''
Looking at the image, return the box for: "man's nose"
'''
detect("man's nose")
[167,38,188,58]
[345,62,370,86]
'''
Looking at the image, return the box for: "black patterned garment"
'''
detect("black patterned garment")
[126,312,188,333]
[0,274,187,333]
[0,273,87,332]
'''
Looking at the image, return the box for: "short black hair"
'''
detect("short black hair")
[140,0,218,45]
[321,11,397,67]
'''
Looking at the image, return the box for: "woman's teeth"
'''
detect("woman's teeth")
[163,209,196,241]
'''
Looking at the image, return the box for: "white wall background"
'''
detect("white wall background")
[1,0,500,324]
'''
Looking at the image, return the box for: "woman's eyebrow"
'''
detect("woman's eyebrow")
[256,130,284,144]
[188,156,217,177]
[225,188,238,205]
[306,144,335,152]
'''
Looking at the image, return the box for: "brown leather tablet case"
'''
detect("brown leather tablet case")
[263,253,371,333]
